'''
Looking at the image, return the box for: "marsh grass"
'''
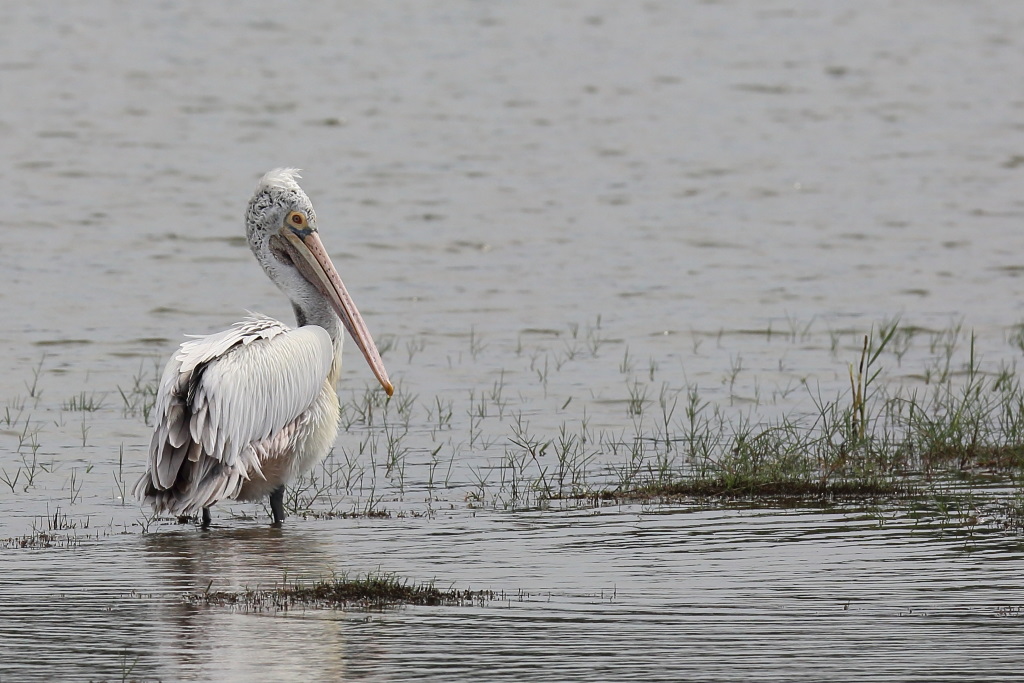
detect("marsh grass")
[185,572,493,611]
[2,506,95,549]
[3,530,81,550]
[117,361,160,424]
[551,323,1022,507]
[359,318,1024,512]
[62,391,107,413]
[12,315,1024,540]
[995,485,1024,533]
[596,477,915,503]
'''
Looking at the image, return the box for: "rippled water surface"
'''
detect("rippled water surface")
[8,505,1024,681]
[3,1,1024,681]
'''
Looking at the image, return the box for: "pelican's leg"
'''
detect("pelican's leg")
[201,507,211,529]
[269,486,286,526]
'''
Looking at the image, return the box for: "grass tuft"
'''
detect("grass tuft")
[185,572,494,611]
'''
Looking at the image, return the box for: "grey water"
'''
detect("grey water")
[2,1,1024,681]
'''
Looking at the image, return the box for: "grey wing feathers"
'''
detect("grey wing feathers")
[134,314,334,513]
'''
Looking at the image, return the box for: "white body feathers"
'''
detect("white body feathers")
[134,314,343,515]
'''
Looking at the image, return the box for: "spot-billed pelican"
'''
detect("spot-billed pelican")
[134,169,393,527]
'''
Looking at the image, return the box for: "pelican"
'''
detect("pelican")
[134,169,393,527]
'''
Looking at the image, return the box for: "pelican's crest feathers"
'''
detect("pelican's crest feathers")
[257,168,303,193]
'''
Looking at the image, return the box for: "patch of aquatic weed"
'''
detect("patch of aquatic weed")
[595,477,915,504]
[294,508,426,521]
[185,572,494,611]
[2,530,81,550]
[502,321,1024,508]
[2,507,98,549]
[992,485,1024,533]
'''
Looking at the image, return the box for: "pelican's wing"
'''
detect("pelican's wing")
[134,314,334,513]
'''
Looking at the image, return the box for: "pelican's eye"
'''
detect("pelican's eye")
[287,211,308,228]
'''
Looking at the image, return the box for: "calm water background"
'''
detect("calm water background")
[2,2,1024,681]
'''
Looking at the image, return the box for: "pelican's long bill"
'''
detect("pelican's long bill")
[282,227,394,396]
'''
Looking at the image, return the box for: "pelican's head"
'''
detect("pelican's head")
[246,168,393,396]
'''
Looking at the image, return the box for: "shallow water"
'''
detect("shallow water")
[6,503,1024,681]
[3,1,1024,681]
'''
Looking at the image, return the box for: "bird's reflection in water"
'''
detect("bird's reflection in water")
[144,525,335,585]
[140,527,364,682]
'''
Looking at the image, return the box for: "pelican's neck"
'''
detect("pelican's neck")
[292,299,346,386]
